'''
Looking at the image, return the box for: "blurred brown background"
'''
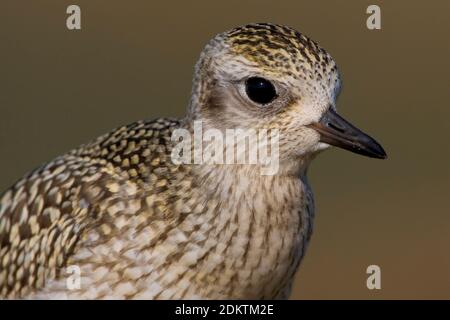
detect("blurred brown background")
[1,0,449,299]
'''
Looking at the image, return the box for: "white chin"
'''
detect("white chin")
[313,142,331,152]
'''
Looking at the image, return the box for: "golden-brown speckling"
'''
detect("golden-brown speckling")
[0,119,183,298]
[0,23,349,299]
[226,23,338,83]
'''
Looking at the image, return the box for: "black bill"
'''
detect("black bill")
[307,108,387,159]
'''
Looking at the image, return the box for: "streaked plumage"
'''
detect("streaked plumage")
[0,23,385,299]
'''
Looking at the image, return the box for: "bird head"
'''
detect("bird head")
[187,23,386,174]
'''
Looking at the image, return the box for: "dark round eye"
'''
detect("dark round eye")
[245,77,277,105]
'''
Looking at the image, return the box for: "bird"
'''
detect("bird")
[0,23,386,299]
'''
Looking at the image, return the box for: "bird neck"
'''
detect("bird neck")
[181,163,313,298]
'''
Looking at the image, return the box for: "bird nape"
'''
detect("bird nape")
[0,23,386,299]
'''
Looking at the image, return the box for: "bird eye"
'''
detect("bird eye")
[245,77,277,105]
